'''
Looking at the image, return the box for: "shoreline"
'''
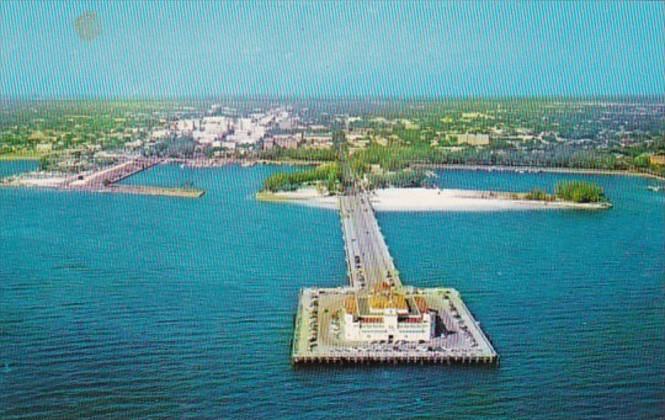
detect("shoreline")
[167,158,324,168]
[412,163,665,181]
[3,157,662,180]
[257,187,612,212]
[176,160,665,180]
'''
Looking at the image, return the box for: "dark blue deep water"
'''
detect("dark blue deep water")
[1,162,664,418]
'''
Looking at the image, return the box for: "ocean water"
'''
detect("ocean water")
[1,162,663,418]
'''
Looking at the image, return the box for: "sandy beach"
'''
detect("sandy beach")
[257,187,611,211]
[256,187,339,209]
[1,173,72,188]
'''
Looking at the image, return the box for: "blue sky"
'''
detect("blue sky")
[1,1,663,98]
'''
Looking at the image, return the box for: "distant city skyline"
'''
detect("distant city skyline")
[1,1,663,98]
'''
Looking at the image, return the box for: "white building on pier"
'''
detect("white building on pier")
[343,285,435,342]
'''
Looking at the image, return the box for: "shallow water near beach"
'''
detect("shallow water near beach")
[1,162,663,418]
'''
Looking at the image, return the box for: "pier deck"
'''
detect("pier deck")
[292,287,497,365]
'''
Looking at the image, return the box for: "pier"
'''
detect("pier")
[292,162,498,365]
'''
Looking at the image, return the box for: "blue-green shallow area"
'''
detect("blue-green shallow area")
[1,163,663,418]
[0,160,37,178]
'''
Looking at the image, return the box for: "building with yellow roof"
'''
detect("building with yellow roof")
[342,288,435,342]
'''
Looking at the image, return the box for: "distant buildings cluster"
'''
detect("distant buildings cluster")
[148,106,334,156]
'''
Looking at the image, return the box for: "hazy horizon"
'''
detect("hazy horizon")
[2,1,664,99]
[2,94,665,102]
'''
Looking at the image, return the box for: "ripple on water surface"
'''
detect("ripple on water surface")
[1,164,663,418]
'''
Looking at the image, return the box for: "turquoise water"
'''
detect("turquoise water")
[0,160,37,177]
[1,162,663,418]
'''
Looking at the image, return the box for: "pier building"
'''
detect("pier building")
[342,285,434,342]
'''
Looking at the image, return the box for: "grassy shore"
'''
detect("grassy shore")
[0,153,43,161]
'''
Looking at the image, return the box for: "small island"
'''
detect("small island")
[257,165,612,212]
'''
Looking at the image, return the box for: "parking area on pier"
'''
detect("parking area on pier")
[292,287,498,365]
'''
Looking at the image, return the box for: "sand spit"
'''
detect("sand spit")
[257,187,612,212]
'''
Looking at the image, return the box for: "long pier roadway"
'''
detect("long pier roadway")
[339,191,400,289]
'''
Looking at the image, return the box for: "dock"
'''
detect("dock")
[291,172,498,365]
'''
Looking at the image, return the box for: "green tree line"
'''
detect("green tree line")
[262,163,341,192]
[366,169,432,189]
[555,180,606,203]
